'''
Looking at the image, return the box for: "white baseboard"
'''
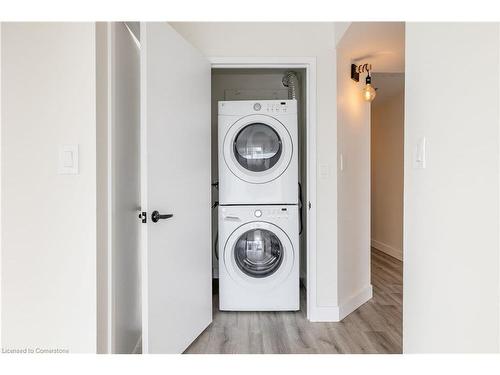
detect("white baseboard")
[338,285,373,321]
[132,335,142,354]
[371,239,403,261]
[308,285,373,322]
[308,304,340,322]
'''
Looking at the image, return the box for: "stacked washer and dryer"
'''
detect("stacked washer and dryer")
[218,99,300,311]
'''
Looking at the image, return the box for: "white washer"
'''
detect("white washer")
[219,205,299,311]
[218,100,298,205]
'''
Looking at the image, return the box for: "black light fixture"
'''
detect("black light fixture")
[351,63,376,102]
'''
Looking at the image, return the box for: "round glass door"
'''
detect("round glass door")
[233,123,282,172]
[233,228,283,278]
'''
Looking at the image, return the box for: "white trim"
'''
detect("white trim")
[305,60,319,323]
[371,239,403,261]
[308,285,373,322]
[338,285,373,321]
[210,56,317,69]
[209,56,319,321]
[308,305,340,322]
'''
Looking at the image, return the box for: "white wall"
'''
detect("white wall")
[404,23,500,352]
[336,37,373,318]
[171,22,339,316]
[371,75,404,261]
[1,23,96,352]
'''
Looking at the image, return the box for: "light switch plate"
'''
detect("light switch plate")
[413,137,426,169]
[58,144,79,175]
[319,163,331,178]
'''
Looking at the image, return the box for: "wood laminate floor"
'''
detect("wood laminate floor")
[185,248,402,354]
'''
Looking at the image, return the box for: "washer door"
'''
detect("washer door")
[223,114,293,184]
[224,221,295,289]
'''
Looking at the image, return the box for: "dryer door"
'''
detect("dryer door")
[224,221,295,289]
[223,114,293,184]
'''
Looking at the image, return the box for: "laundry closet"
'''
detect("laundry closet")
[210,68,308,307]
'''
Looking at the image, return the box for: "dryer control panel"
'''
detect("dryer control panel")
[264,102,289,114]
[255,207,290,219]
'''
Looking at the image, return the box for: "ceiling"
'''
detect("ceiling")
[337,22,405,73]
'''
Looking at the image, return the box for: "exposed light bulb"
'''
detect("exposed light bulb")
[362,72,376,102]
[362,83,376,102]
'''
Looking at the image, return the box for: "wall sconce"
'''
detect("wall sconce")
[351,63,376,102]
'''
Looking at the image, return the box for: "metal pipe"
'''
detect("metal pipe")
[282,71,299,100]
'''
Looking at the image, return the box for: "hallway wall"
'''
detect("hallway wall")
[404,22,500,352]
[370,74,404,261]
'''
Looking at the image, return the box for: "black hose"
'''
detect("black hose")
[298,182,303,235]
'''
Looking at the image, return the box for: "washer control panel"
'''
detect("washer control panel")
[221,206,296,222]
[255,207,289,219]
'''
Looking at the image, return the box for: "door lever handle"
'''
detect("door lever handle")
[151,210,173,223]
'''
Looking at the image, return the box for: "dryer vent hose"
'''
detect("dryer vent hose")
[282,71,299,100]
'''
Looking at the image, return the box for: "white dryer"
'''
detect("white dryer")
[218,205,299,311]
[218,100,298,205]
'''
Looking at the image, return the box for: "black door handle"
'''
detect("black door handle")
[151,210,173,223]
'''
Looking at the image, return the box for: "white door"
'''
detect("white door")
[140,22,212,353]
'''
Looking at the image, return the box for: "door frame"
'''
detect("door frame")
[209,57,318,320]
